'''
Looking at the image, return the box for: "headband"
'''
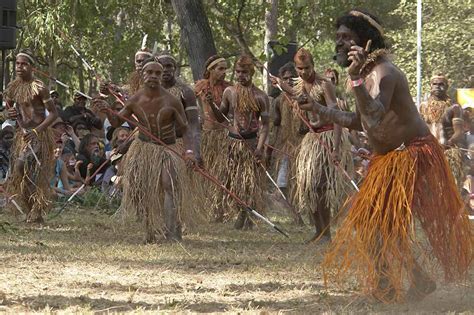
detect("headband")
[135,51,153,58]
[431,75,448,83]
[349,10,384,35]
[17,52,35,65]
[206,57,226,70]
[157,55,177,64]
[142,61,164,72]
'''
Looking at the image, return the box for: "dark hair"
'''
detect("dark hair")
[78,134,98,157]
[278,62,297,78]
[203,55,224,79]
[336,9,388,51]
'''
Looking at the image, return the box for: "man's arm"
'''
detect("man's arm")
[95,97,132,128]
[86,109,103,129]
[321,81,342,156]
[181,86,202,162]
[448,105,465,146]
[36,86,58,133]
[208,87,231,123]
[273,97,282,127]
[347,42,395,130]
[172,99,194,157]
[301,97,363,131]
[257,92,270,154]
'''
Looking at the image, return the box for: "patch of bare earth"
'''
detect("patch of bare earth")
[0,199,472,314]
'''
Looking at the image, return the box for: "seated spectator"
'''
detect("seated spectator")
[51,117,79,153]
[0,120,14,182]
[50,90,65,120]
[52,146,84,196]
[101,152,124,198]
[73,120,91,141]
[106,126,132,157]
[76,134,108,184]
[63,92,102,131]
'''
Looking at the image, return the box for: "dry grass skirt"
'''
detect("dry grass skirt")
[295,129,354,213]
[225,138,265,219]
[7,128,54,221]
[121,139,201,238]
[201,129,231,221]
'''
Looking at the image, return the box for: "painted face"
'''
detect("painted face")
[210,61,228,82]
[159,58,176,82]
[235,65,253,86]
[430,78,448,98]
[295,59,314,81]
[15,56,33,79]
[335,25,361,68]
[281,70,295,86]
[135,53,149,72]
[142,63,163,88]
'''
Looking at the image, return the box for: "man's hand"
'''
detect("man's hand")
[184,150,198,169]
[347,40,371,78]
[93,98,110,113]
[269,76,280,88]
[297,94,315,112]
[205,92,214,105]
[331,150,341,164]
[254,147,263,163]
[65,125,76,136]
[23,129,38,143]
[6,107,19,120]
[99,82,111,95]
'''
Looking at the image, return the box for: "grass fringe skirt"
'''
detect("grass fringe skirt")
[225,138,265,219]
[121,139,201,237]
[7,128,54,221]
[295,129,354,213]
[201,129,231,221]
[322,135,473,302]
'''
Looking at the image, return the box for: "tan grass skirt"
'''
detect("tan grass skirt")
[295,129,353,213]
[121,139,200,237]
[7,128,54,221]
[201,129,231,221]
[225,138,265,219]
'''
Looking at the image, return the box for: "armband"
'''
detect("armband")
[185,106,198,112]
[351,78,364,88]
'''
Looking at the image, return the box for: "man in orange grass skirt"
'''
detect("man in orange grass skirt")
[298,9,472,302]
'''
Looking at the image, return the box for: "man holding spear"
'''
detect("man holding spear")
[209,55,270,230]
[96,57,197,243]
[3,50,58,223]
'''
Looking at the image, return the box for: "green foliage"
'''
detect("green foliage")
[389,0,473,97]
[13,0,470,100]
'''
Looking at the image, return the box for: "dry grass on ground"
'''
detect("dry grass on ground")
[0,197,472,314]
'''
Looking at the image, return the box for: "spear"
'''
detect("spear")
[105,90,289,238]
[33,68,92,100]
[56,33,289,238]
[4,101,41,166]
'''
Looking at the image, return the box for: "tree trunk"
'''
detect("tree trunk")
[171,0,217,80]
[264,0,278,93]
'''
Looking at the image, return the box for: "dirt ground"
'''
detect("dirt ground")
[0,197,473,314]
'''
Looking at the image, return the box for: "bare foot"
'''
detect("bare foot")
[26,215,44,224]
[406,277,436,302]
[305,234,331,245]
[372,276,397,303]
